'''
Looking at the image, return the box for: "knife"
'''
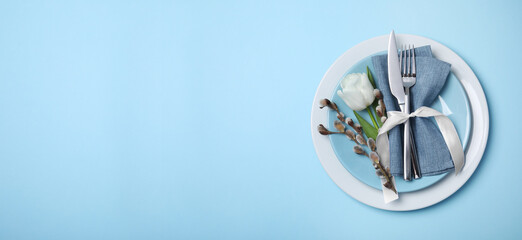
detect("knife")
[388,30,412,181]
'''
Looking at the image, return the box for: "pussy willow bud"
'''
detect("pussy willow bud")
[317,124,330,135]
[367,138,376,151]
[376,106,383,117]
[353,145,368,156]
[356,134,366,145]
[379,99,386,113]
[373,89,383,99]
[319,98,330,109]
[369,151,380,163]
[345,129,356,141]
[334,120,345,132]
[345,117,354,127]
[319,98,339,111]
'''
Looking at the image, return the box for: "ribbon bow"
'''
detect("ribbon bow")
[376,106,464,175]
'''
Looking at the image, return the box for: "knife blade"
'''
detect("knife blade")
[387,30,405,106]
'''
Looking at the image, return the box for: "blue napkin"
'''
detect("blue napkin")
[371,46,454,176]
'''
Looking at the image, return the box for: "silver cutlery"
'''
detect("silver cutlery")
[388,31,420,181]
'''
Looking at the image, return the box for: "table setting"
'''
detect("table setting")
[4,0,522,238]
[311,31,489,211]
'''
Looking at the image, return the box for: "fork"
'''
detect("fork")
[399,45,421,180]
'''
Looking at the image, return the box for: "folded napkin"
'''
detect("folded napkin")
[371,46,454,176]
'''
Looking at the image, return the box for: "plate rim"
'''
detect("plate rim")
[310,33,489,211]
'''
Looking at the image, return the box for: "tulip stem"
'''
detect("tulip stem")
[367,107,379,129]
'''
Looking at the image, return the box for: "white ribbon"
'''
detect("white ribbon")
[376,106,465,175]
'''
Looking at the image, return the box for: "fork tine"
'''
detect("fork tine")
[403,45,406,76]
[404,44,408,76]
[399,46,403,76]
[412,44,416,77]
[406,44,411,77]
[402,44,406,76]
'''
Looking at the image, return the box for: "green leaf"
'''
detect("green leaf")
[366,107,379,129]
[367,66,376,88]
[353,111,378,140]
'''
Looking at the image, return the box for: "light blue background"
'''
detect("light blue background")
[0,0,519,239]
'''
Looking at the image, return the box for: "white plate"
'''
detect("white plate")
[310,34,489,211]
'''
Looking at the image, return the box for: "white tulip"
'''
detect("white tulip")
[337,73,375,111]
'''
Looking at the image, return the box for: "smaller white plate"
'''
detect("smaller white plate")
[310,34,489,211]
